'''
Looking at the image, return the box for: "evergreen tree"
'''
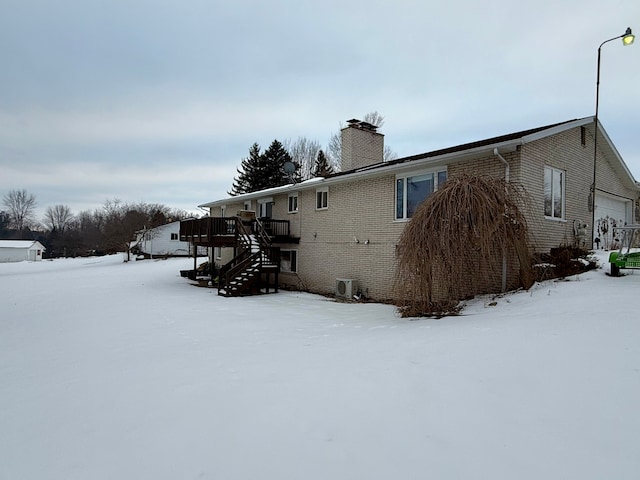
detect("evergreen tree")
[0,210,11,239]
[229,143,262,196]
[229,140,300,195]
[313,150,334,177]
[261,139,299,188]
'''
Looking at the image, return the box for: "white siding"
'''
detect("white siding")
[0,241,45,263]
[136,222,204,256]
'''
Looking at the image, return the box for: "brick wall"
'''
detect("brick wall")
[290,175,404,300]
[205,125,638,301]
[521,126,638,252]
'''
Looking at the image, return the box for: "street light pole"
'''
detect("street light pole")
[591,27,634,247]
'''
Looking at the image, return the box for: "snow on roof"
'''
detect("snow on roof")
[0,240,44,249]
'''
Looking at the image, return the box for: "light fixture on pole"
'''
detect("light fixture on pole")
[590,27,634,247]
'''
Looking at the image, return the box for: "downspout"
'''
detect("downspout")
[494,148,510,292]
[494,148,510,183]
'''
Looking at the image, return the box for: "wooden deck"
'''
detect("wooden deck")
[180,217,298,246]
[179,216,294,296]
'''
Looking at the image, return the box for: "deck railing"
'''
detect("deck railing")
[180,217,236,241]
[180,217,292,243]
[258,219,290,238]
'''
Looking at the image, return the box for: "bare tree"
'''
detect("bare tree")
[325,128,343,172]
[284,137,322,180]
[43,204,74,232]
[2,189,37,232]
[325,111,397,168]
[101,199,178,261]
[384,145,398,162]
[74,209,105,254]
[363,111,385,128]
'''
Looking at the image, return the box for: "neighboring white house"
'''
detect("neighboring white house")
[0,240,46,263]
[131,221,205,257]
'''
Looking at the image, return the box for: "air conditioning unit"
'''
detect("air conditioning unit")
[336,278,358,299]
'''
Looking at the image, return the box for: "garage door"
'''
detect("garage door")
[595,194,631,247]
[595,195,629,224]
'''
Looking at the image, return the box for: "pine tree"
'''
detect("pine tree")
[313,150,334,177]
[229,143,262,196]
[229,140,300,195]
[260,139,299,188]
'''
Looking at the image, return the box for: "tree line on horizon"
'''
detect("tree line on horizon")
[1,189,194,259]
[1,112,397,255]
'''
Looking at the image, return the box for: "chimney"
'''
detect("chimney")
[340,119,384,171]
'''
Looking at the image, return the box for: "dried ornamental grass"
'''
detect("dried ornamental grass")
[393,174,534,317]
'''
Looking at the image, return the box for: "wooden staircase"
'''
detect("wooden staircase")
[218,218,280,297]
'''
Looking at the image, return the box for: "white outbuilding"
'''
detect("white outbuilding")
[130,221,205,258]
[0,240,46,263]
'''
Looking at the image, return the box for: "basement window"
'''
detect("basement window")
[280,250,298,273]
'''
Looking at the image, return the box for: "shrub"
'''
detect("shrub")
[393,174,534,317]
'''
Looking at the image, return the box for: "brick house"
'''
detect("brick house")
[182,117,639,300]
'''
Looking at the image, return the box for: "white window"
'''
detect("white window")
[170,233,178,240]
[280,250,298,273]
[258,197,273,218]
[220,206,226,217]
[316,188,328,210]
[544,166,565,219]
[288,193,298,213]
[395,169,447,220]
[243,200,251,211]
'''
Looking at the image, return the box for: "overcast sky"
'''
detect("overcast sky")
[1,0,639,220]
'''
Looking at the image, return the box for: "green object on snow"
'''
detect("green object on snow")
[608,225,640,276]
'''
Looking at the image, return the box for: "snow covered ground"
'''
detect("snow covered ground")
[1,252,639,480]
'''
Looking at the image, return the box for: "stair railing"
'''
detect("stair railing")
[217,216,280,296]
[219,251,263,295]
[252,218,272,249]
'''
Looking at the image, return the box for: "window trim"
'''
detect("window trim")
[258,197,274,219]
[288,192,299,213]
[395,168,447,221]
[316,187,328,210]
[170,233,178,241]
[544,166,565,221]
